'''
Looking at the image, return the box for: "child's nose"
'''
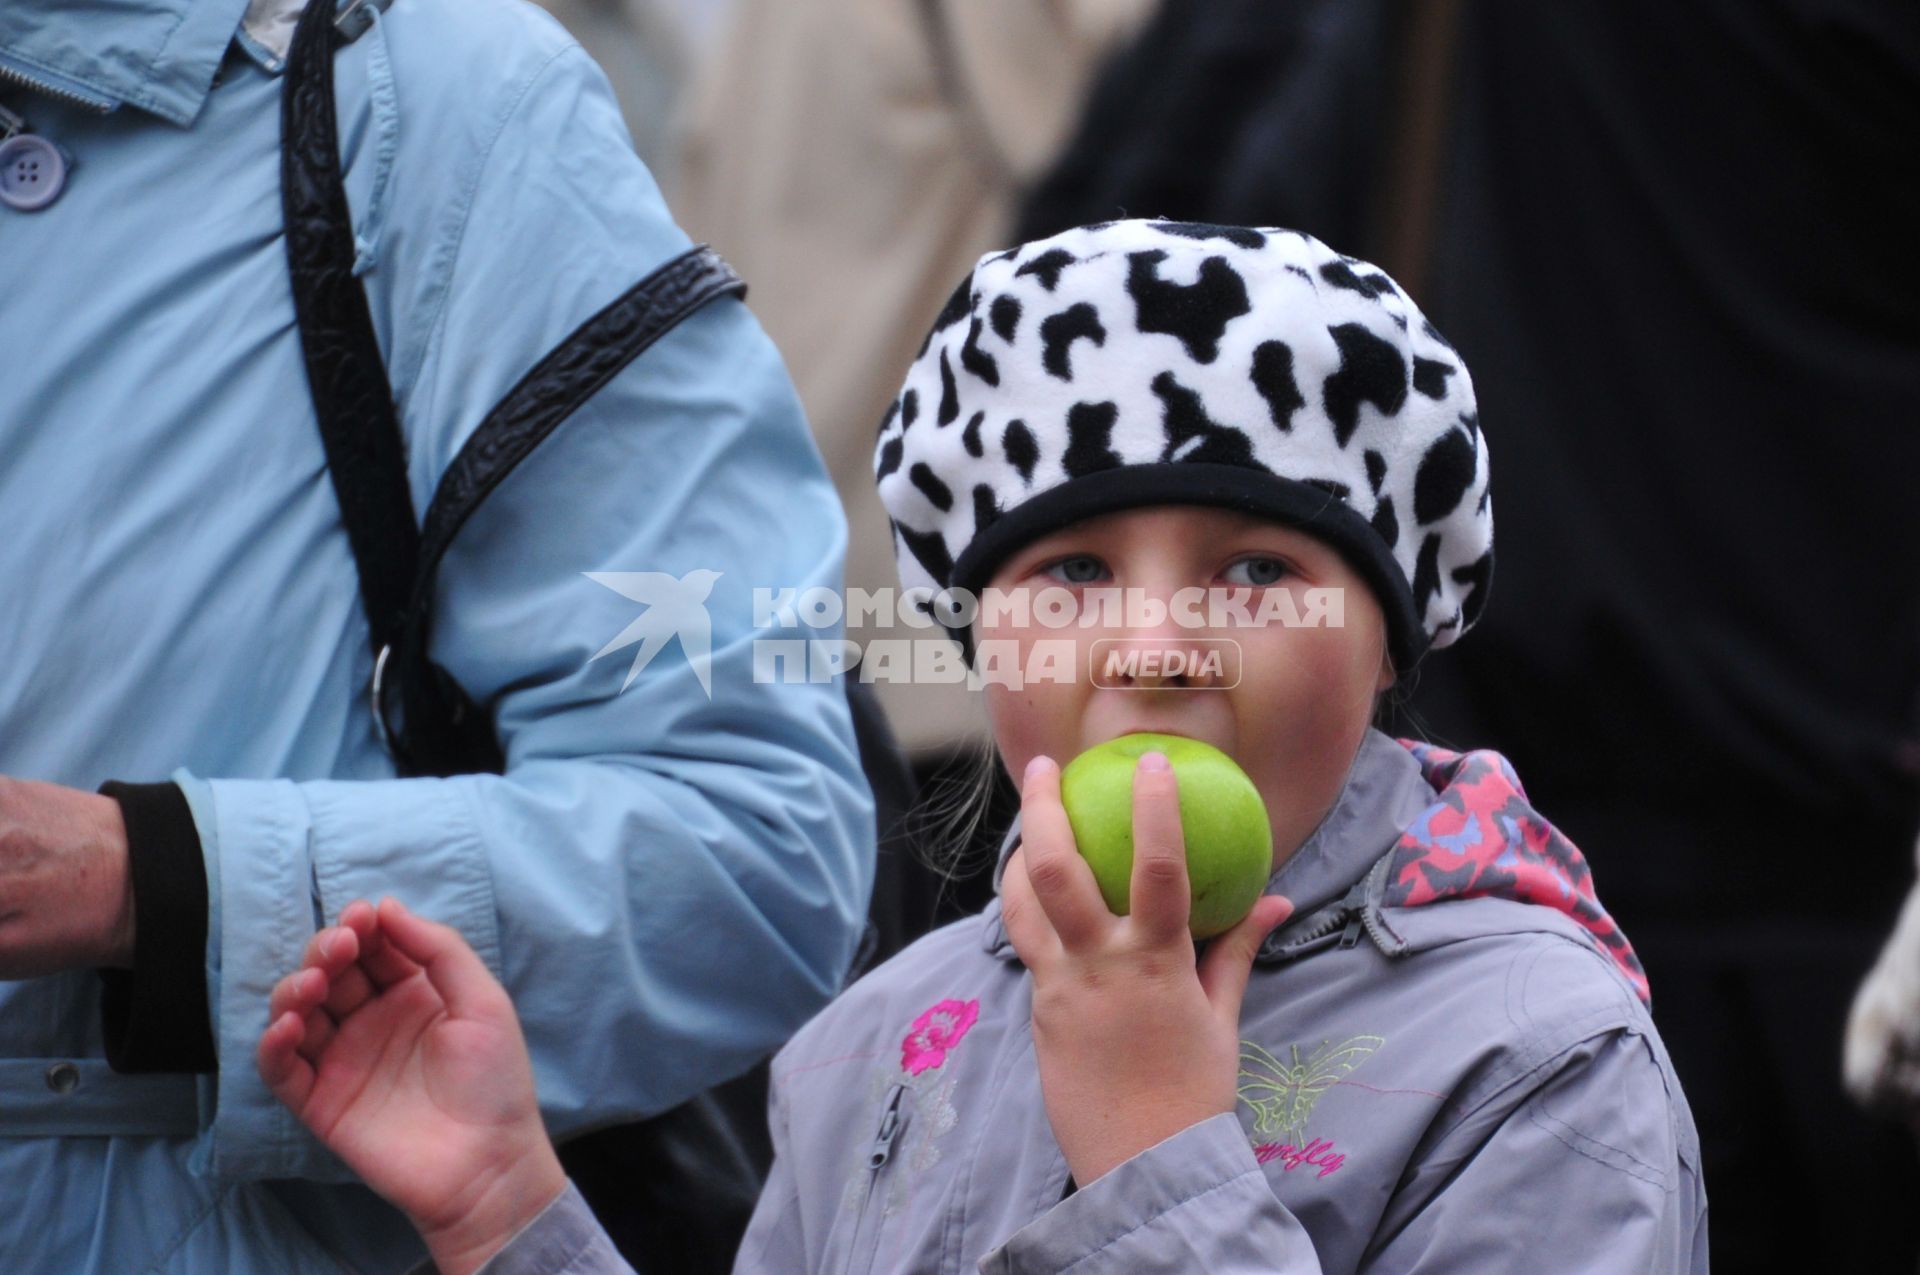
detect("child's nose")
[1093,597,1238,691]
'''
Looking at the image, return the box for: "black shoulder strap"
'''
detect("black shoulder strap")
[408,245,746,630]
[282,0,419,663]
[280,0,743,776]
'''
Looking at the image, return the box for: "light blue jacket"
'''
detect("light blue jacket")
[0,0,874,1270]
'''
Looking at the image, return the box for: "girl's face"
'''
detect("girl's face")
[978,505,1394,872]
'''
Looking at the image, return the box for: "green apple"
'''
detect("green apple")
[1058,732,1273,939]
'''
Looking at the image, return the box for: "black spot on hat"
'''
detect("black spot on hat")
[1062,401,1122,477]
[1321,260,1394,298]
[1364,449,1387,494]
[1250,340,1304,431]
[910,462,953,512]
[1453,549,1493,628]
[962,410,985,458]
[1152,372,1253,466]
[1040,303,1107,380]
[1414,428,1476,524]
[901,389,919,429]
[1371,495,1399,548]
[896,520,954,590]
[1322,323,1408,447]
[1304,477,1352,504]
[1285,264,1315,285]
[876,435,903,479]
[960,317,1000,387]
[917,276,974,357]
[1459,410,1480,440]
[1126,250,1251,364]
[990,294,1022,343]
[1412,533,1442,614]
[876,398,900,438]
[931,276,972,331]
[972,484,1003,537]
[1148,221,1267,249]
[937,349,960,426]
[1016,248,1078,291]
[1003,419,1038,482]
[1413,357,1455,399]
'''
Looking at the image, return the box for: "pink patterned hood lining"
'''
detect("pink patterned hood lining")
[1385,740,1650,1005]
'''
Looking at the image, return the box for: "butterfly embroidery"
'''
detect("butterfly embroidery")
[1237,1035,1384,1145]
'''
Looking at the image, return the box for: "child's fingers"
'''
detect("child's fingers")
[1198,894,1293,1024]
[257,1010,315,1113]
[325,901,383,1008]
[999,849,1061,971]
[376,898,510,1023]
[1126,754,1190,945]
[299,924,379,1019]
[323,961,378,1022]
[299,924,358,976]
[337,898,379,942]
[355,907,425,991]
[299,1005,338,1061]
[267,967,343,1060]
[1018,756,1111,949]
[268,966,328,1027]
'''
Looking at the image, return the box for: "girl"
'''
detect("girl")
[259,221,1707,1273]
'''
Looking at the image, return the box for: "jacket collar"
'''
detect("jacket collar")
[982,728,1433,960]
[0,0,265,125]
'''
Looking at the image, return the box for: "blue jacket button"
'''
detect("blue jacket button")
[44,1062,80,1094]
[0,134,67,211]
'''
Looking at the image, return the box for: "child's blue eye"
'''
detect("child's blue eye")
[1044,555,1108,585]
[1223,557,1289,586]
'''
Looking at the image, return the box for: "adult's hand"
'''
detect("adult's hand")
[0,776,133,978]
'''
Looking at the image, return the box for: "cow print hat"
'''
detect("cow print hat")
[873,219,1493,671]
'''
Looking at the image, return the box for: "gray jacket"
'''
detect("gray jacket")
[486,730,1708,1273]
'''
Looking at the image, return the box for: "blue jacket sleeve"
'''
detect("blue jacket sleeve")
[179,32,875,1181]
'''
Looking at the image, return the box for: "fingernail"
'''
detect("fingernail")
[1024,755,1052,782]
[317,935,332,960]
[1138,751,1171,772]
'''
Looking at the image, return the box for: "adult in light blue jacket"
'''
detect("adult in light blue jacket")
[0,0,874,1270]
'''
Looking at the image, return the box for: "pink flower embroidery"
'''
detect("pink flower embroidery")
[901,999,980,1076]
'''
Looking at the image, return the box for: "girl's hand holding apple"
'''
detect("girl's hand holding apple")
[1001,750,1292,1187]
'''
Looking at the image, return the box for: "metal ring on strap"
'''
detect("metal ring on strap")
[369,641,395,755]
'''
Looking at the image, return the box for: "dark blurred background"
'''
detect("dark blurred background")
[544,1,1920,1267]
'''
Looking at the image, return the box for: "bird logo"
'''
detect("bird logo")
[585,569,722,697]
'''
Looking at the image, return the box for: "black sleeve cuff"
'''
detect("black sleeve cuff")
[97,781,217,1073]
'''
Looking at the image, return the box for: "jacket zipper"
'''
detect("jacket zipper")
[0,62,114,114]
[844,1081,908,1275]
[1269,903,1358,956]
